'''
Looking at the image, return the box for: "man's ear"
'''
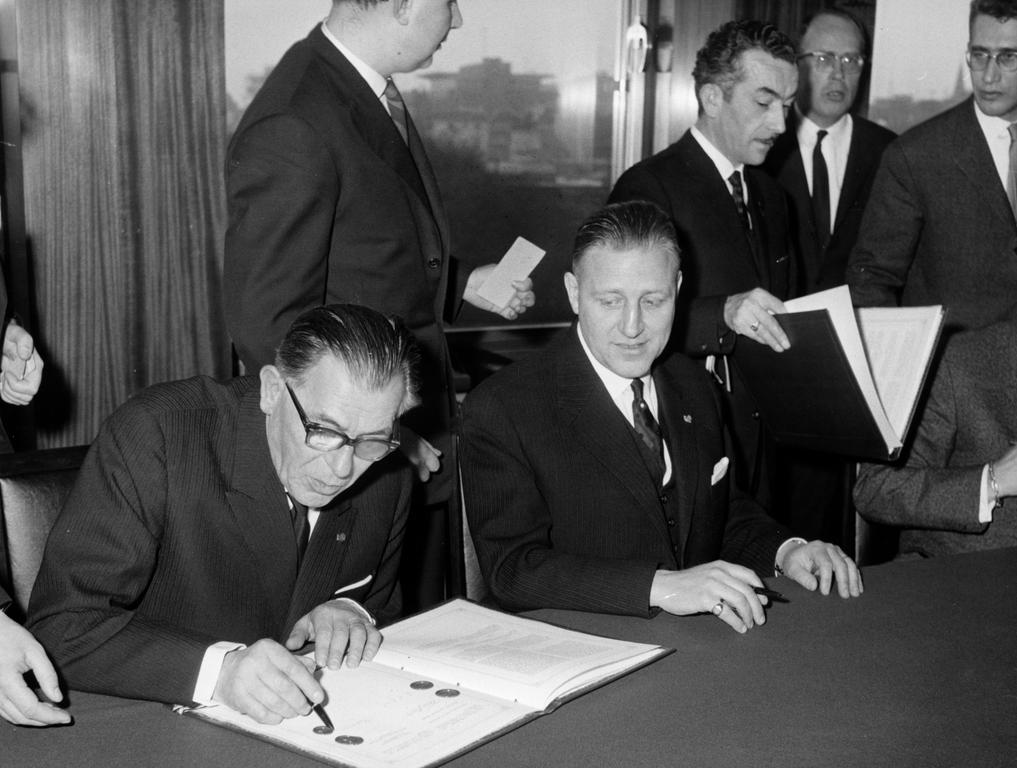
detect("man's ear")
[564,271,580,315]
[259,365,284,416]
[392,0,412,23]
[699,83,724,118]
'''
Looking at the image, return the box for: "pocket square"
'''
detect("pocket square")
[711,457,729,486]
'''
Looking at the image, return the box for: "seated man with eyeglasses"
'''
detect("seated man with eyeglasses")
[848,0,1017,334]
[27,304,418,724]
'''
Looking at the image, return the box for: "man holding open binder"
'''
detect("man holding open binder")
[461,201,861,630]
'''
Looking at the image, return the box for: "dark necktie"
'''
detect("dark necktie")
[1008,123,1017,222]
[728,170,751,231]
[384,78,409,146]
[289,496,310,562]
[631,378,665,479]
[812,129,831,252]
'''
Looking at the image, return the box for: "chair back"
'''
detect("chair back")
[0,446,89,614]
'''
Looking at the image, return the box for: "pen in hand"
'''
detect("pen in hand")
[308,663,334,734]
[754,586,788,603]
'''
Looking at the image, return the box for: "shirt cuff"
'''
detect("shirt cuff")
[774,537,808,576]
[192,641,246,705]
[979,464,996,524]
[332,598,376,626]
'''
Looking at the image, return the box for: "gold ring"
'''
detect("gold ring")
[711,601,724,616]
[750,322,760,332]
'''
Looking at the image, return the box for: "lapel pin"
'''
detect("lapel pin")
[683,414,692,423]
[336,532,347,543]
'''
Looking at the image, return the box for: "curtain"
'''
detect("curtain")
[16,0,229,447]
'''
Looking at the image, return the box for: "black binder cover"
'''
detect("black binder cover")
[732,310,894,459]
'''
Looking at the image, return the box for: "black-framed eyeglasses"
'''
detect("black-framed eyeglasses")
[285,383,400,461]
[798,51,866,74]
[967,47,1017,72]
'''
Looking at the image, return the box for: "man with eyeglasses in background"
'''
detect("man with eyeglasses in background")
[28,304,418,725]
[848,0,1017,334]
[761,10,895,545]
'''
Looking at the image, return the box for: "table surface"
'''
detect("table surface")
[6,548,1017,767]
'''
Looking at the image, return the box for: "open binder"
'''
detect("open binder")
[177,599,671,768]
[732,286,944,460]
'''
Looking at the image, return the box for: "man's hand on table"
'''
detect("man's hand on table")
[0,611,72,726]
[286,600,381,671]
[213,639,321,724]
[650,561,768,634]
[778,540,863,598]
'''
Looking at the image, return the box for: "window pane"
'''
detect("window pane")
[224,0,622,327]
[868,0,969,134]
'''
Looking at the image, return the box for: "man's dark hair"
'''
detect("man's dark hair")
[692,19,796,103]
[571,201,681,272]
[971,0,1017,25]
[276,303,421,414]
[798,9,869,55]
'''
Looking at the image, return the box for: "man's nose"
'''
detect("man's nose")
[621,303,644,337]
[451,2,463,29]
[325,444,355,480]
[983,57,1002,83]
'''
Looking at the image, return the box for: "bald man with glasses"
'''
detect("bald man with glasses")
[848,0,1017,334]
[28,304,418,725]
[762,10,895,545]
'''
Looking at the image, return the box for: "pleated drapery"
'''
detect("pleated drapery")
[16,0,230,447]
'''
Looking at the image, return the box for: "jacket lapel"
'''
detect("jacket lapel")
[557,329,671,537]
[308,28,439,231]
[225,390,298,629]
[284,496,357,629]
[654,362,699,564]
[952,97,1017,234]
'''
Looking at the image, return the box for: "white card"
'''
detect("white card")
[476,237,545,309]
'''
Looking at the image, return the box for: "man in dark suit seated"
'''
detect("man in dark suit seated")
[28,304,418,724]
[460,202,861,633]
[854,317,1017,556]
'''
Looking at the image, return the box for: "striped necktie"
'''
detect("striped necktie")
[384,78,409,146]
[631,378,665,479]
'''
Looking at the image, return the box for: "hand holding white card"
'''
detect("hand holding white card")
[476,237,545,309]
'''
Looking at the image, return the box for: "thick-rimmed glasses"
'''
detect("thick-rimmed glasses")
[286,383,399,461]
[967,48,1017,72]
[798,51,866,74]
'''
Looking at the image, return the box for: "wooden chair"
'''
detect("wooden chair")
[0,446,89,616]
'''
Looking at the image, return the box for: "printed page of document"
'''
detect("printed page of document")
[784,285,897,445]
[475,237,545,309]
[374,599,662,711]
[855,306,943,439]
[193,661,532,768]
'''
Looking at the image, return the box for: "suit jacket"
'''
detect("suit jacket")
[764,114,895,294]
[224,26,461,452]
[847,97,1017,332]
[608,131,795,501]
[854,320,1017,556]
[27,376,411,705]
[459,327,790,617]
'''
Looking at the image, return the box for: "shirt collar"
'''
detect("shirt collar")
[576,324,653,403]
[796,108,852,148]
[320,20,389,99]
[973,97,1014,140]
[691,126,742,182]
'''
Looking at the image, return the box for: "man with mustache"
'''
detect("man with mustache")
[609,20,798,509]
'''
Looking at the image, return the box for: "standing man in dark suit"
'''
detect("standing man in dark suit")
[848,0,1017,333]
[764,10,895,295]
[854,317,1017,556]
[761,11,895,543]
[225,0,534,606]
[28,305,417,724]
[609,20,798,507]
[461,201,861,629]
